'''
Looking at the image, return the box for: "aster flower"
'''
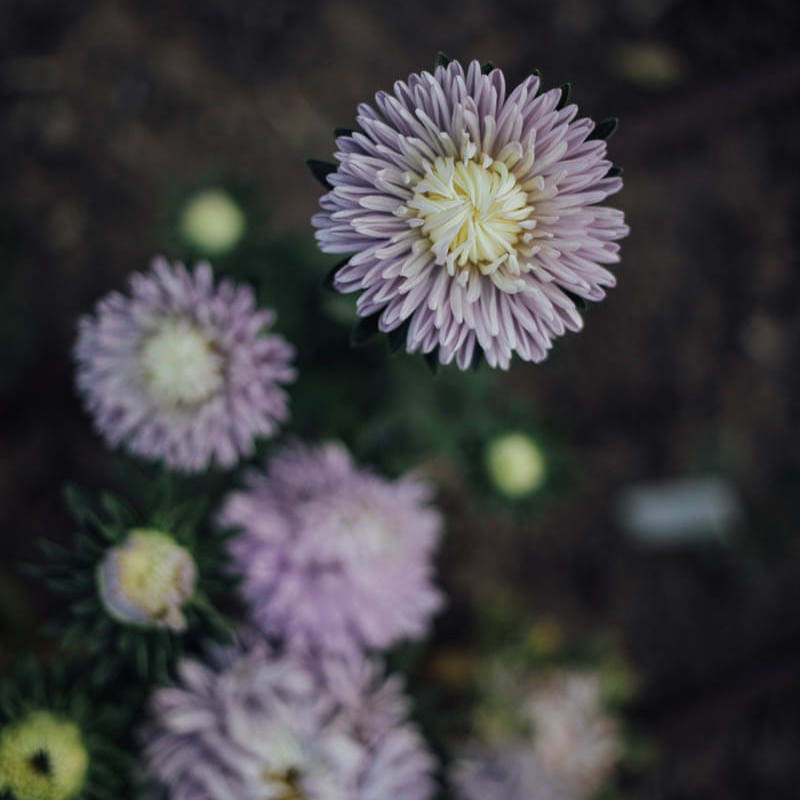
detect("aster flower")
[31,486,231,682]
[74,256,294,472]
[312,57,628,370]
[142,638,436,800]
[465,663,621,800]
[219,441,443,657]
[450,745,571,800]
[522,671,619,797]
[0,659,133,800]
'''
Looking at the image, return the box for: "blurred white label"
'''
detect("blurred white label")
[617,477,742,544]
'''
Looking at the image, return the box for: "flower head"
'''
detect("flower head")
[143,639,436,800]
[313,59,628,369]
[97,529,197,631]
[75,257,295,472]
[0,713,88,800]
[0,660,133,800]
[180,189,246,256]
[523,672,619,796]
[485,432,547,498]
[34,486,231,681]
[220,442,443,656]
[451,745,569,800]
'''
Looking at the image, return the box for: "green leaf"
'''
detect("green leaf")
[100,493,136,527]
[556,82,572,110]
[434,52,452,69]
[589,117,619,140]
[63,485,101,530]
[306,159,338,189]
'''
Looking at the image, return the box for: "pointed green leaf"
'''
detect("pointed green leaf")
[589,117,619,140]
[434,52,452,69]
[556,82,572,110]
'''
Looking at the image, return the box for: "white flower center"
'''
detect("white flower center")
[408,156,532,272]
[138,319,224,409]
[97,529,197,631]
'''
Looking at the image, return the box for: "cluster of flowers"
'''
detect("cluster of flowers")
[0,57,627,800]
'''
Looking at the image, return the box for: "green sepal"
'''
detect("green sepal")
[605,165,623,177]
[471,346,485,371]
[351,312,383,346]
[388,319,411,354]
[424,348,440,376]
[556,82,572,110]
[481,61,496,75]
[322,258,349,292]
[306,159,338,189]
[334,127,357,138]
[100,493,136,527]
[563,289,589,311]
[63,485,102,531]
[434,52,452,69]
[589,117,619,140]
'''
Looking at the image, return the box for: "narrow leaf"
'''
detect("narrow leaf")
[589,117,619,140]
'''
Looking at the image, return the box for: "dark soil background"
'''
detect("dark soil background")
[2,1,800,798]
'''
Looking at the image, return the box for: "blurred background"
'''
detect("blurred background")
[1,0,799,797]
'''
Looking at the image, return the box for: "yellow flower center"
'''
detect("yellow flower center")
[0,712,88,800]
[97,529,197,631]
[263,768,305,800]
[408,156,532,272]
[138,319,224,409]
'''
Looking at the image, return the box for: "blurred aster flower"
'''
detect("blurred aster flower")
[523,671,619,797]
[97,528,197,632]
[31,486,231,683]
[142,638,435,800]
[312,57,628,370]
[0,659,133,800]
[74,256,294,472]
[463,664,620,799]
[220,442,443,656]
[0,713,88,800]
[180,189,246,256]
[451,745,570,800]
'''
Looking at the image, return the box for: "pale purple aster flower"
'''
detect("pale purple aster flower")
[142,638,436,800]
[219,442,443,656]
[522,672,619,797]
[74,256,295,472]
[451,745,572,800]
[312,59,629,369]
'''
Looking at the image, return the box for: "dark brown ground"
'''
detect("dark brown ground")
[1,1,800,798]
